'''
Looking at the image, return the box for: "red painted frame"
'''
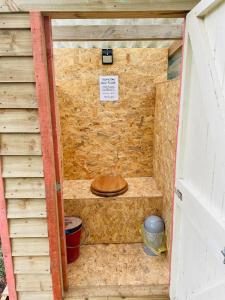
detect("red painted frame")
[30,12,63,300]
[0,159,17,300]
[169,18,186,281]
[44,16,68,290]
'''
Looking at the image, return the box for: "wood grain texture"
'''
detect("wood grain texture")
[30,12,63,298]
[16,274,52,292]
[0,83,37,108]
[13,256,50,274]
[52,25,182,41]
[0,156,17,300]
[55,48,168,180]
[0,14,30,28]
[169,40,183,57]
[7,198,46,218]
[17,292,53,300]
[0,29,32,56]
[2,156,43,177]
[153,79,180,254]
[0,109,39,133]
[1,0,199,18]
[0,134,42,155]
[11,237,49,256]
[0,57,34,82]
[44,16,68,290]
[9,218,48,237]
[4,178,45,198]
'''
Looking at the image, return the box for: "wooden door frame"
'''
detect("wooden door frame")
[30,10,186,300]
[30,12,65,300]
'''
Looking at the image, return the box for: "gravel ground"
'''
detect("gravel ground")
[0,245,6,295]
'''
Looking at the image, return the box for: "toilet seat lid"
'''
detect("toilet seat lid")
[91,174,128,193]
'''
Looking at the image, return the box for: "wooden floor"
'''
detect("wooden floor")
[64,243,169,299]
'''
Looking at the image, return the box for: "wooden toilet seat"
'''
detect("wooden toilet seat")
[90,174,128,197]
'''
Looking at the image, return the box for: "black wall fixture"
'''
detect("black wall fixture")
[102,49,113,64]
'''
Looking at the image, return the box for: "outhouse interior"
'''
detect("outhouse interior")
[51,18,182,298]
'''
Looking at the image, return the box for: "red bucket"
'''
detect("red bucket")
[66,245,80,264]
[65,217,82,264]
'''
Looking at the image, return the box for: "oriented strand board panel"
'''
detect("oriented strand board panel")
[63,177,163,244]
[55,48,168,179]
[66,244,169,297]
[153,79,180,253]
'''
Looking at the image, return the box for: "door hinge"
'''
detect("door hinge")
[175,188,183,201]
[56,182,61,192]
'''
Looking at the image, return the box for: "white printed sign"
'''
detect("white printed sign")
[99,76,119,101]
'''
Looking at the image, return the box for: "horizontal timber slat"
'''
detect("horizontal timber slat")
[0,57,34,82]
[0,109,40,133]
[0,29,32,56]
[4,178,45,198]
[2,156,43,178]
[0,134,42,155]
[0,83,37,108]
[52,25,183,41]
[11,237,49,256]
[169,40,183,57]
[7,199,46,219]
[1,0,199,18]
[17,292,53,300]
[9,219,48,237]
[13,256,50,274]
[0,14,30,29]
[16,274,52,292]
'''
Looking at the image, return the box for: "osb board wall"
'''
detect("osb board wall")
[153,79,180,254]
[54,48,168,180]
[63,177,163,244]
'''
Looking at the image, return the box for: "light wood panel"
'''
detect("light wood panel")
[13,256,50,274]
[0,13,30,28]
[52,25,182,41]
[4,178,45,198]
[9,219,48,237]
[16,274,52,291]
[56,48,167,179]
[7,199,46,219]
[153,79,180,254]
[0,29,32,56]
[11,238,49,256]
[17,292,53,300]
[0,83,37,108]
[2,156,43,178]
[169,40,183,57]
[0,57,34,82]
[0,134,42,155]
[0,109,39,133]
[1,0,199,18]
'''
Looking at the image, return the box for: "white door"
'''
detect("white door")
[170,0,225,299]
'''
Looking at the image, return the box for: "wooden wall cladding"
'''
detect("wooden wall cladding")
[54,48,168,180]
[153,79,180,253]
